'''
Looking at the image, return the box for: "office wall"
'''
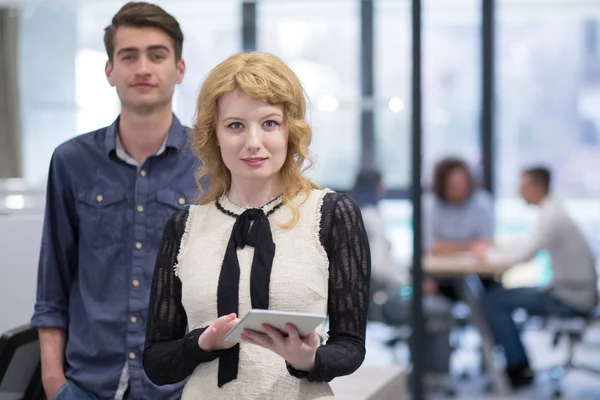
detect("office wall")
[0,215,43,333]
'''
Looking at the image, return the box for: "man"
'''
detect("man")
[31,2,198,399]
[475,167,598,388]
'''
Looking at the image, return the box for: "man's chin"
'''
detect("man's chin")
[123,99,170,114]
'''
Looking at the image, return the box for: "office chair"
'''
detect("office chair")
[0,324,43,400]
[542,306,600,398]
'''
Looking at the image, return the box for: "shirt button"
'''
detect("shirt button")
[178,197,185,205]
[136,205,144,212]
[130,316,137,324]
[135,241,142,249]
[132,279,140,287]
[140,169,147,177]
[96,194,103,203]
[129,352,136,360]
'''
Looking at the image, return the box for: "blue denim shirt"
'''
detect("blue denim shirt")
[31,115,199,399]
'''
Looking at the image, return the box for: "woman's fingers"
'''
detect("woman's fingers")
[213,313,237,330]
[304,330,321,348]
[243,329,273,348]
[261,324,286,347]
[219,318,239,335]
[286,324,301,345]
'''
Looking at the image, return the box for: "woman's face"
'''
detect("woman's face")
[215,88,289,188]
[445,168,471,204]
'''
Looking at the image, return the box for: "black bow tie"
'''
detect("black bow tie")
[216,207,277,387]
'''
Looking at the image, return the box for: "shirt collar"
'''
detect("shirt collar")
[539,195,554,209]
[104,113,188,156]
[114,133,168,167]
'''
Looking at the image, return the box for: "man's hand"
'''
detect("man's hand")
[469,241,491,260]
[39,328,67,400]
[42,374,67,400]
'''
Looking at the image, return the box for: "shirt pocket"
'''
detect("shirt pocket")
[155,188,197,227]
[76,186,126,246]
[156,188,195,211]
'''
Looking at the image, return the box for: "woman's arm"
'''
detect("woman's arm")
[288,193,371,382]
[143,208,224,385]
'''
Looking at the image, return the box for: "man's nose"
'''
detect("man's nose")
[135,56,151,76]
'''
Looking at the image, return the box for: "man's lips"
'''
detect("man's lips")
[131,83,155,89]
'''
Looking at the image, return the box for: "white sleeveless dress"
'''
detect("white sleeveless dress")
[174,189,335,400]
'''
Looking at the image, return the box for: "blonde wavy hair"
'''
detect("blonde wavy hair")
[191,52,320,229]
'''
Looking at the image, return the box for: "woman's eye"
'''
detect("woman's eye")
[263,120,281,128]
[228,122,243,130]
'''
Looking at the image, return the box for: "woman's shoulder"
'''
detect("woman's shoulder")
[165,206,191,239]
[168,201,216,235]
[313,189,362,217]
[470,189,493,210]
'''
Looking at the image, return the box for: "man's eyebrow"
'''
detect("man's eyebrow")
[147,45,170,53]
[116,45,170,55]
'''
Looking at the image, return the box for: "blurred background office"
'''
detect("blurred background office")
[2,0,600,399]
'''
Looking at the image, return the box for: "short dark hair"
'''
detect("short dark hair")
[353,169,382,191]
[432,157,473,202]
[523,166,551,192]
[104,2,184,63]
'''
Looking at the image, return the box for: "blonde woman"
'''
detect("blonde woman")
[142,52,371,399]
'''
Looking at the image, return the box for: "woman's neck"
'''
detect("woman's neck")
[227,177,283,208]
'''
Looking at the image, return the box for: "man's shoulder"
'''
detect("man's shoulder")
[53,126,109,161]
[540,197,570,221]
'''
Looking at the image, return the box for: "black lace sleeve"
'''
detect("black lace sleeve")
[143,207,224,385]
[287,193,371,381]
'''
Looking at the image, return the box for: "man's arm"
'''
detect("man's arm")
[39,328,67,395]
[31,148,79,397]
[485,206,557,265]
[430,241,474,254]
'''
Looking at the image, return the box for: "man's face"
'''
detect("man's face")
[105,26,185,113]
[519,173,542,205]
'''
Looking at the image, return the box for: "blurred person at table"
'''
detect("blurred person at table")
[351,169,406,294]
[474,166,598,388]
[423,156,497,299]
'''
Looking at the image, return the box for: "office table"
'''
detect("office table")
[330,365,406,400]
[423,253,513,395]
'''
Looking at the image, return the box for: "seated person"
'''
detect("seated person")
[351,169,412,325]
[474,167,598,388]
[351,169,406,293]
[423,157,497,298]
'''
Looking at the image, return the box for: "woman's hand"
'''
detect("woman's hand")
[241,324,320,372]
[198,313,240,352]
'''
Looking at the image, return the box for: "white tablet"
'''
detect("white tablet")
[223,309,327,343]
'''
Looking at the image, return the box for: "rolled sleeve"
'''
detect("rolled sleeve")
[31,303,69,329]
[31,147,79,330]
